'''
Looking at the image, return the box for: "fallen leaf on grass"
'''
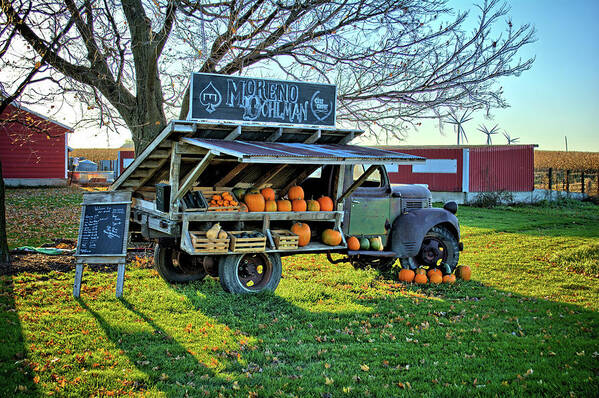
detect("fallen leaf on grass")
[325,377,334,385]
[360,364,369,372]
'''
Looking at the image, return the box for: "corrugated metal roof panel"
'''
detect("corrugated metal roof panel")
[181,138,424,164]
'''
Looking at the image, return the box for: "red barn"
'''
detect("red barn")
[0,103,71,186]
[378,145,537,202]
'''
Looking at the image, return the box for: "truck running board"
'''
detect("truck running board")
[347,250,397,257]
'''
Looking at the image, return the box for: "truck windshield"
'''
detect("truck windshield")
[353,165,382,188]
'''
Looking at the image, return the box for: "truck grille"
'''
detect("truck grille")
[405,200,425,209]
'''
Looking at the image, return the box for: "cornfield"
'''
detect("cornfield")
[535,150,599,171]
[70,148,122,162]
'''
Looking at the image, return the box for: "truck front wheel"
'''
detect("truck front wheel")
[399,225,459,273]
[153,243,207,283]
[218,253,282,294]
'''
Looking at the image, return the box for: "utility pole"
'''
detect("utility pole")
[565,136,568,152]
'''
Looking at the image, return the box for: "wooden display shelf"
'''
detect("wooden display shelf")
[189,231,230,253]
[228,231,267,253]
[271,229,299,250]
[193,187,241,212]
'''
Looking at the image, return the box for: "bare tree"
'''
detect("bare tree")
[478,124,500,145]
[0,0,535,152]
[446,109,473,145]
[503,130,519,144]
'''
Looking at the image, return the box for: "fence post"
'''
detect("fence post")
[581,171,585,194]
[548,168,553,191]
[566,170,570,192]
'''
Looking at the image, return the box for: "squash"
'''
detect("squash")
[265,200,277,212]
[427,268,442,279]
[261,187,276,201]
[239,203,249,212]
[317,196,334,211]
[442,274,456,284]
[288,185,304,200]
[414,274,428,284]
[291,222,311,247]
[307,199,320,211]
[398,269,415,283]
[244,193,265,212]
[359,237,370,250]
[369,237,383,251]
[347,236,360,251]
[218,230,228,240]
[206,223,221,240]
[277,199,292,212]
[322,229,342,246]
[415,267,427,275]
[292,199,307,212]
[455,265,471,281]
[429,272,442,284]
[232,188,246,201]
[246,187,260,194]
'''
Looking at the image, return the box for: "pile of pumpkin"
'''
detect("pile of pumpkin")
[398,265,471,285]
[233,185,334,213]
[346,236,384,251]
[289,222,342,248]
[207,191,239,211]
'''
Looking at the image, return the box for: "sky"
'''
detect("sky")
[63,0,599,151]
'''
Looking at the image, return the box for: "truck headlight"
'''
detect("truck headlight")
[443,201,458,214]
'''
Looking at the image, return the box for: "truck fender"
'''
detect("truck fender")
[390,208,460,258]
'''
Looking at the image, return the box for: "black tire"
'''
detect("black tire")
[218,253,282,294]
[399,225,459,273]
[153,243,207,283]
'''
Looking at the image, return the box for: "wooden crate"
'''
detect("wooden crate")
[189,231,230,253]
[228,231,266,253]
[195,187,241,212]
[271,229,299,250]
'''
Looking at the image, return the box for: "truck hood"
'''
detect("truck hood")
[391,184,432,199]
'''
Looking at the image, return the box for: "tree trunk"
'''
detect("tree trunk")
[0,161,10,264]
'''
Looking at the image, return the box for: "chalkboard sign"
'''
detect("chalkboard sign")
[188,73,336,127]
[75,192,131,258]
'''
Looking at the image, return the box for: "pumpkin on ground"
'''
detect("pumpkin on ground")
[261,187,276,201]
[398,269,415,283]
[427,268,442,279]
[415,267,427,275]
[429,273,443,284]
[442,274,456,284]
[307,199,320,211]
[277,199,292,212]
[414,274,428,284]
[347,236,360,251]
[291,222,311,247]
[244,193,265,212]
[265,200,277,212]
[292,199,307,212]
[322,229,342,246]
[288,185,304,200]
[455,265,471,281]
[359,237,370,250]
[317,196,334,211]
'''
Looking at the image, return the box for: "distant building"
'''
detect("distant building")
[0,103,71,186]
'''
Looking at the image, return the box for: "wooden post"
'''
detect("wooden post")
[73,263,84,297]
[116,262,126,298]
[548,168,552,191]
[581,171,585,194]
[566,170,570,192]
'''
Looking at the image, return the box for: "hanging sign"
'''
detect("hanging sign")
[188,73,336,127]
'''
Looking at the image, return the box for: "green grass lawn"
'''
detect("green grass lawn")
[1,188,598,396]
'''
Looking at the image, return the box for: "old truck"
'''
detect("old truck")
[110,119,462,294]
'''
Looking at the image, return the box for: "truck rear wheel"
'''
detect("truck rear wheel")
[400,225,459,272]
[218,253,282,294]
[153,243,207,283]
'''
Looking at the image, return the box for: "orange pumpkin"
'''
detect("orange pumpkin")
[456,265,471,281]
[307,199,320,211]
[292,199,307,212]
[317,196,334,211]
[244,193,265,212]
[414,274,428,284]
[288,185,304,200]
[427,268,442,279]
[261,187,276,201]
[239,203,249,212]
[265,200,277,212]
[398,269,415,283]
[322,229,342,246]
[277,199,292,212]
[429,273,442,284]
[415,267,427,275]
[347,236,360,251]
[442,274,456,284]
[291,222,311,247]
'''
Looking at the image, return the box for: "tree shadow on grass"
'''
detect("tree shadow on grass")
[171,269,599,397]
[75,297,237,397]
[0,276,38,396]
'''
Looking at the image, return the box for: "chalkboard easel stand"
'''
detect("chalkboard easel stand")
[74,191,131,298]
